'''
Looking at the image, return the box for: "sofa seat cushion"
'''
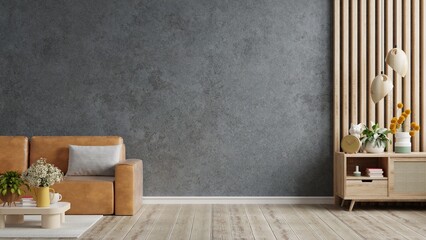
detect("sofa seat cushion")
[52,176,114,215]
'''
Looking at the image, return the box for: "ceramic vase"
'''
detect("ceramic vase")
[395,132,411,153]
[36,187,51,207]
[364,142,385,153]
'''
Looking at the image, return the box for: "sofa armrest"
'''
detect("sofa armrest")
[115,159,143,215]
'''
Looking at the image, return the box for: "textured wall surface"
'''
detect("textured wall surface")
[0,0,332,196]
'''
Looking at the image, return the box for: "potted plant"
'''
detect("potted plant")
[360,122,392,153]
[0,171,28,206]
[21,158,64,207]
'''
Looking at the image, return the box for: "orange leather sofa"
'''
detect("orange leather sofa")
[0,136,143,216]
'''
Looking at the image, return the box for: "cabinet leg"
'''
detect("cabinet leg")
[340,200,345,207]
[349,200,356,211]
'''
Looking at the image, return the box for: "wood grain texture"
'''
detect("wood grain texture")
[191,205,212,240]
[169,205,195,240]
[385,0,394,152]
[403,0,411,132]
[144,205,181,240]
[351,0,358,125]
[412,0,420,151]
[359,0,367,128]
[376,0,384,128]
[212,205,232,240]
[123,204,165,240]
[422,0,426,151]
[367,0,376,126]
[342,0,350,137]
[260,204,298,240]
[76,204,426,239]
[271,204,321,240]
[334,0,341,152]
[244,205,276,240]
[229,204,255,239]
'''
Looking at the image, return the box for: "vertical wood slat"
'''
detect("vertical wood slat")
[376,0,384,128]
[342,0,350,137]
[351,0,358,125]
[394,0,403,117]
[368,0,376,127]
[359,0,367,128]
[385,0,394,152]
[421,0,426,151]
[403,0,411,132]
[334,0,341,152]
[411,0,420,151]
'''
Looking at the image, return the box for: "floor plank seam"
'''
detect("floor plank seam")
[259,204,279,240]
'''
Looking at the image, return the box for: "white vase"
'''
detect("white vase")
[364,142,385,153]
[394,132,411,153]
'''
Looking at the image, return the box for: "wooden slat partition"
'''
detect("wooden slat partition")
[334,0,425,153]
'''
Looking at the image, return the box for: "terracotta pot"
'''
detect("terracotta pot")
[0,192,19,207]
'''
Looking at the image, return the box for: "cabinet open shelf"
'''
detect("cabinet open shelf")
[334,152,426,211]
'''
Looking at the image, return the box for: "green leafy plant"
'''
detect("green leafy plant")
[0,171,27,196]
[360,122,392,148]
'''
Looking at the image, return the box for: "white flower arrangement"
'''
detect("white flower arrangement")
[22,158,64,187]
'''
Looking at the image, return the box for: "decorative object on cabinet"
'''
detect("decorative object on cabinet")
[349,123,363,138]
[360,123,391,153]
[389,102,421,153]
[341,135,361,154]
[334,152,426,211]
[353,165,361,177]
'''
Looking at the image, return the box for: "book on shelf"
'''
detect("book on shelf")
[367,174,384,177]
[366,168,383,172]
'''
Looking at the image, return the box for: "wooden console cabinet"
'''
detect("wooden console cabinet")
[334,152,426,211]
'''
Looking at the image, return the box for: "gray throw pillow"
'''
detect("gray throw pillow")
[67,144,122,176]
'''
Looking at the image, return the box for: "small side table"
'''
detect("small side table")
[0,202,70,229]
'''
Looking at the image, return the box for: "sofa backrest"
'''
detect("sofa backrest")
[30,136,125,174]
[0,136,29,173]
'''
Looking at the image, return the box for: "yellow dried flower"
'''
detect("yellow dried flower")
[405,109,411,114]
[402,113,408,118]
[390,123,396,129]
[411,122,417,128]
[391,118,397,123]
[414,125,420,131]
[391,129,397,134]
[397,103,404,109]
[409,130,415,136]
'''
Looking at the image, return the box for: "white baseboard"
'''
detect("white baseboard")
[142,196,334,204]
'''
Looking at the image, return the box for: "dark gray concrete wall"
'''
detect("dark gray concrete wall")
[0,0,332,196]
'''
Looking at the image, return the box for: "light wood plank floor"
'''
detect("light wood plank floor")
[12,204,426,240]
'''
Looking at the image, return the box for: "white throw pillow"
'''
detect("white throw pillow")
[67,144,122,176]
